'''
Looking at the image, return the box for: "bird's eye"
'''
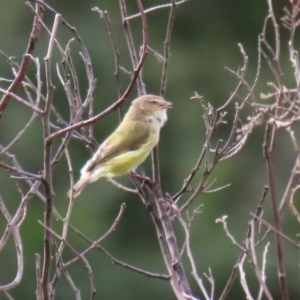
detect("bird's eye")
[150,100,157,105]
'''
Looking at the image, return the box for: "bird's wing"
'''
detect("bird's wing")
[85,121,151,173]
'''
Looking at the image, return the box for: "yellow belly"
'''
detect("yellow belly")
[102,148,150,176]
[89,133,159,181]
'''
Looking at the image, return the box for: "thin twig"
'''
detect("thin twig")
[219,186,269,300]
[0,87,43,115]
[267,0,280,62]
[62,203,126,269]
[160,0,176,97]
[0,0,45,117]
[279,154,300,213]
[250,213,300,249]
[38,221,96,300]
[125,0,188,21]
[179,216,210,300]
[119,0,146,96]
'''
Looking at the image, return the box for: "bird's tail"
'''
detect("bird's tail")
[67,174,90,199]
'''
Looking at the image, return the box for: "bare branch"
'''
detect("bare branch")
[41,14,61,300]
[263,122,289,300]
[0,1,45,117]
[160,0,176,97]
[125,0,189,21]
[179,215,210,300]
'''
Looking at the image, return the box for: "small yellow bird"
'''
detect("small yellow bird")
[68,94,172,198]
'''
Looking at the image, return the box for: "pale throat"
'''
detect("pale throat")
[154,109,168,128]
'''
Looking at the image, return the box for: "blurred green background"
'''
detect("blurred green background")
[1,0,299,299]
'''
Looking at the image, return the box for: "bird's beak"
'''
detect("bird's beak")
[163,101,173,109]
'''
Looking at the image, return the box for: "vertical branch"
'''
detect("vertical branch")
[151,188,193,300]
[263,122,289,300]
[41,14,61,300]
[248,221,273,300]
[267,0,280,62]
[160,0,176,97]
[146,3,193,290]
[93,9,122,97]
[129,1,193,298]
[179,216,210,300]
[153,0,176,185]
[119,0,146,95]
[58,148,74,255]
[93,8,123,119]
[152,1,176,185]
[151,147,161,187]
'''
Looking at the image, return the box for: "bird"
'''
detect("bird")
[68,94,172,198]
